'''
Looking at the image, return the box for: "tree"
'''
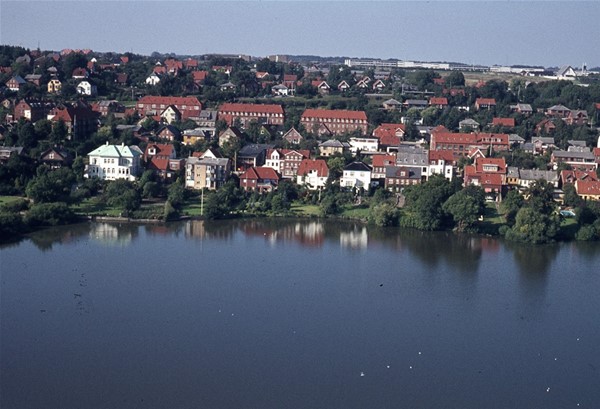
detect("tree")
[26,167,76,203]
[562,183,582,208]
[442,186,485,232]
[61,53,88,79]
[525,179,556,215]
[50,119,69,145]
[400,175,455,230]
[504,207,560,244]
[500,189,524,225]
[445,71,465,87]
[167,178,186,209]
[104,179,141,213]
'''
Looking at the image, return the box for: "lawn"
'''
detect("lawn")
[476,202,506,235]
[72,197,122,216]
[0,196,24,206]
[290,202,321,216]
[558,216,579,240]
[341,205,370,220]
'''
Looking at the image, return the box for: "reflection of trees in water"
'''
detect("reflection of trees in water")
[27,222,93,251]
[504,241,559,308]
[573,241,600,262]
[505,241,558,277]
[370,228,484,275]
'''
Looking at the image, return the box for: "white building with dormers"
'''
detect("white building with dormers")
[84,142,142,181]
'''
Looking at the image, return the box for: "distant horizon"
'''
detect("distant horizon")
[2,1,598,68]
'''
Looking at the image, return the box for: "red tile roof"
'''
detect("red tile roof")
[428,150,455,164]
[373,123,406,141]
[576,180,600,196]
[433,132,478,145]
[219,103,283,115]
[241,166,280,180]
[144,143,175,158]
[267,148,310,160]
[148,157,170,172]
[139,96,201,107]
[430,97,448,106]
[192,71,208,82]
[371,154,396,168]
[560,170,598,184]
[476,98,497,106]
[301,109,367,121]
[297,159,329,178]
[474,157,507,173]
[492,117,515,127]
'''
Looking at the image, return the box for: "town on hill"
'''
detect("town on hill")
[1,45,600,243]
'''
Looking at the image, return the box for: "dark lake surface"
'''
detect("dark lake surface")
[1,219,600,409]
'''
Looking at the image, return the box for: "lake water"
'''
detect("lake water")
[1,219,600,409]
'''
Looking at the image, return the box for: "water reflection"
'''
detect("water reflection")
[339,225,368,250]
[90,223,135,246]
[3,219,599,280]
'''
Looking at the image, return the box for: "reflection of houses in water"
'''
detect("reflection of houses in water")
[478,237,500,253]
[239,220,325,248]
[293,222,324,247]
[340,226,368,250]
[90,223,133,246]
[184,220,236,241]
[185,220,206,239]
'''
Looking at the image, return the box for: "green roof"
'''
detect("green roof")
[87,143,141,158]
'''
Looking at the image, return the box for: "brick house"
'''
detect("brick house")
[239,166,280,192]
[475,98,496,110]
[136,96,202,121]
[300,109,368,136]
[218,103,285,127]
[264,148,310,179]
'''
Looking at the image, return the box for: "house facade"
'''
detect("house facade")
[136,96,202,121]
[185,156,231,190]
[300,109,368,136]
[264,149,310,179]
[340,161,372,189]
[218,103,285,127]
[385,166,422,192]
[296,159,329,190]
[84,142,142,181]
[239,166,280,192]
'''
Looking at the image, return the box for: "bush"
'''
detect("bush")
[369,202,399,227]
[0,211,25,238]
[1,198,30,213]
[575,224,598,241]
[163,200,180,221]
[25,202,76,227]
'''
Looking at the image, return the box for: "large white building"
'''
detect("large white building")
[84,142,142,181]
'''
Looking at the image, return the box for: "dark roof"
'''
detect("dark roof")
[238,144,274,157]
[344,161,372,172]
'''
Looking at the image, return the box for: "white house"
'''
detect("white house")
[349,137,379,154]
[76,80,97,96]
[427,157,454,181]
[145,72,161,86]
[84,142,142,181]
[340,161,372,189]
[296,159,329,190]
[272,84,289,96]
